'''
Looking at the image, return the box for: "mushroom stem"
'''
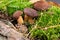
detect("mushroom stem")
[24,15,29,22]
[28,17,34,24]
[17,16,24,25]
[24,15,34,24]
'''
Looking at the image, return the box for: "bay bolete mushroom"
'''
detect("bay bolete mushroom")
[34,0,50,10]
[13,10,24,25]
[24,8,38,18]
[24,8,38,24]
[13,10,23,19]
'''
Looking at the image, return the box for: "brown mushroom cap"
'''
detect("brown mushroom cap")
[13,10,23,19]
[24,8,38,18]
[34,1,50,10]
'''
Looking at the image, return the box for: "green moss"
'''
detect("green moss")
[30,6,60,40]
[0,0,32,15]
[35,6,60,27]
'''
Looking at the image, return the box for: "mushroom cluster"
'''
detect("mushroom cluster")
[12,0,51,34]
[13,10,23,19]
[13,8,38,25]
[12,8,38,33]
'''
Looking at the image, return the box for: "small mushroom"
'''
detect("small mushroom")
[13,10,24,25]
[34,0,50,10]
[13,10,23,19]
[24,8,38,24]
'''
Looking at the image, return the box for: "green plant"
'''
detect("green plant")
[36,6,60,27]
[0,0,32,15]
[30,6,60,40]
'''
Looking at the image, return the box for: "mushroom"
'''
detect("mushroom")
[24,8,38,24]
[13,10,23,19]
[13,10,24,25]
[34,0,50,10]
